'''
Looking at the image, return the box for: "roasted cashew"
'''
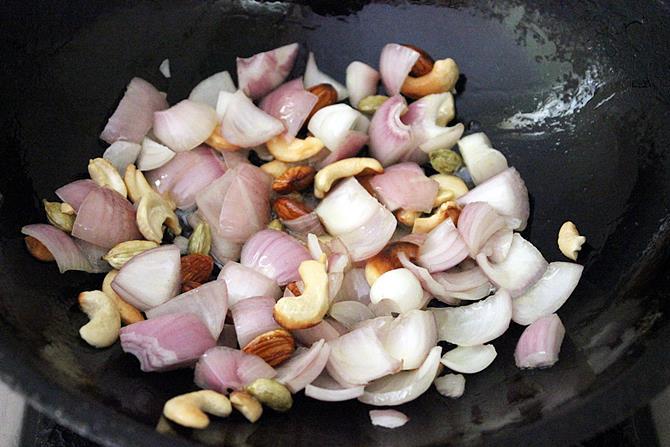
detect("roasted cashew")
[558,221,586,261]
[395,209,420,227]
[206,124,240,152]
[413,201,460,234]
[273,256,329,329]
[401,58,460,99]
[230,391,263,423]
[88,158,127,198]
[136,191,181,243]
[313,157,384,199]
[124,164,155,204]
[102,270,144,324]
[266,135,324,162]
[78,290,121,348]
[430,174,469,207]
[260,160,290,178]
[163,390,232,429]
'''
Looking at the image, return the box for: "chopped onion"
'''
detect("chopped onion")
[379,44,419,96]
[326,327,401,387]
[230,296,280,348]
[195,164,272,243]
[159,58,170,78]
[307,104,369,152]
[237,43,299,99]
[369,410,409,429]
[380,310,437,370]
[476,233,548,297]
[103,141,141,174]
[434,374,465,398]
[305,373,365,402]
[316,178,396,261]
[514,314,565,369]
[21,224,94,273]
[146,146,225,210]
[137,137,176,171]
[100,77,168,144]
[481,227,513,263]
[210,230,243,265]
[259,78,318,139]
[513,262,583,325]
[399,252,489,305]
[153,100,218,152]
[458,132,508,185]
[217,261,281,307]
[292,319,342,345]
[74,239,113,273]
[240,229,311,286]
[334,268,370,304]
[304,52,349,100]
[329,301,374,330]
[440,344,497,374]
[283,212,326,238]
[401,93,464,153]
[358,346,441,406]
[346,61,380,108]
[316,131,370,168]
[221,90,285,148]
[71,187,141,249]
[417,218,469,273]
[276,339,331,392]
[431,289,512,346]
[369,268,424,313]
[55,179,98,212]
[368,95,414,167]
[188,71,236,108]
[145,279,228,339]
[111,245,181,311]
[194,346,276,394]
[369,162,438,212]
[120,313,216,372]
[457,167,530,231]
[457,202,508,257]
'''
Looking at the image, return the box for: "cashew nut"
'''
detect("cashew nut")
[401,58,460,99]
[124,164,156,204]
[230,391,263,423]
[413,201,460,234]
[102,270,144,324]
[260,159,290,178]
[136,191,181,243]
[206,124,240,152]
[558,221,586,261]
[395,209,420,227]
[266,135,325,162]
[103,240,158,269]
[314,157,384,199]
[273,256,329,329]
[163,390,232,429]
[245,378,293,412]
[78,290,121,348]
[88,157,127,198]
[430,174,469,207]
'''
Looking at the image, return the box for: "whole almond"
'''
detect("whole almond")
[242,329,295,366]
[272,166,316,194]
[181,254,214,283]
[285,282,302,296]
[403,44,434,77]
[24,236,55,262]
[273,197,312,221]
[181,280,202,293]
[306,84,338,121]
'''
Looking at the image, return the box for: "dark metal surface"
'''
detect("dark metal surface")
[1,1,669,446]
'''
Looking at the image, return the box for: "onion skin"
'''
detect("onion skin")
[71,187,142,249]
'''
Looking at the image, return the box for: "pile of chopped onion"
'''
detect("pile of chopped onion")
[21,41,585,431]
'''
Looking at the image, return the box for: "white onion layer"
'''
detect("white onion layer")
[440,344,497,374]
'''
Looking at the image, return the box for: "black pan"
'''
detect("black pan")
[1,1,670,446]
